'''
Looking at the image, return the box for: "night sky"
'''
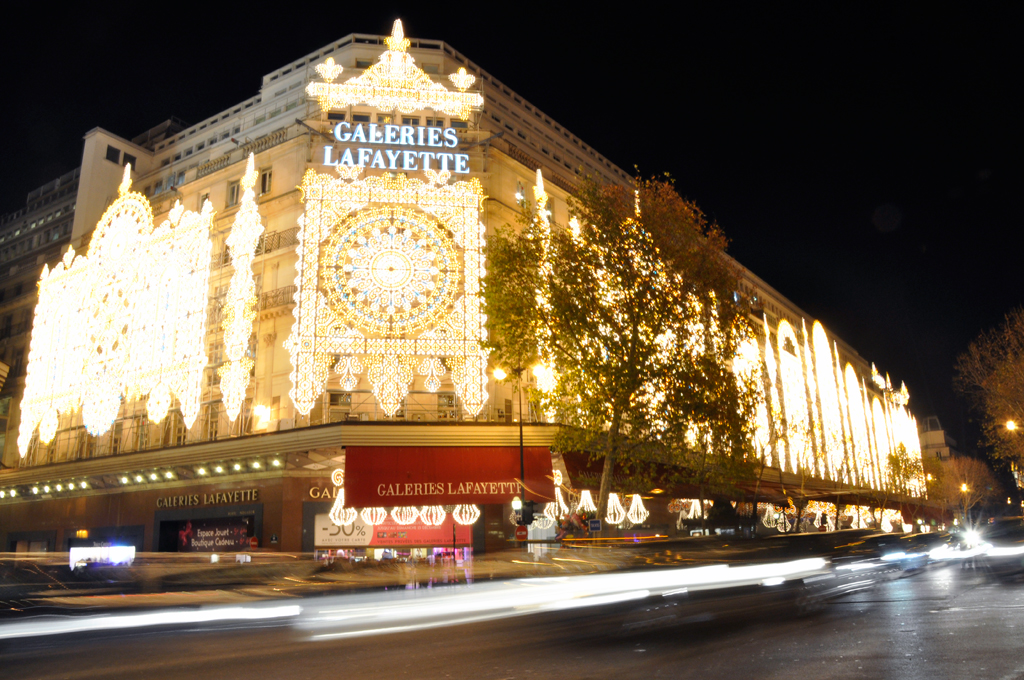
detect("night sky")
[2,5,1021,451]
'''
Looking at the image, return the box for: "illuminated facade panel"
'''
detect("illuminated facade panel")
[18,166,213,455]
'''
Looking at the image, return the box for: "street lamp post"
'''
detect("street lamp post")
[495,365,527,532]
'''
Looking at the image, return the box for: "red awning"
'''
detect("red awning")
[345,446,553,506]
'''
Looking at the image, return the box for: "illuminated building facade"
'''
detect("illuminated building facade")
[0,21,922,552]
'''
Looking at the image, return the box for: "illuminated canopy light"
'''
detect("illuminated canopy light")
[286,170,488,418]
[218,154,264,422]
[19,165,213,455]
[306,20,483,120]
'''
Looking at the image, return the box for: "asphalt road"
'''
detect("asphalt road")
[4,563,1024,679]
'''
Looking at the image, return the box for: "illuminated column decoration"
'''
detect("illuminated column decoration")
[801,320,822,478]
[861,377,878,489]
[833,342,852,485]
[18,165,212,455]
[872,396,891,488]
[286,172,488,418]
[734,336,769,463]
[219,154,265,422]
[845,363,871,487]
[812,322,843,481]
[306,20,483,120]
[776,321,807,474]
[761,315,781,469]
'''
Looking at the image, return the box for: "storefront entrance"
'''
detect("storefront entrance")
[153,503,262,552]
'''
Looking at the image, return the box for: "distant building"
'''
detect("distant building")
[919,416,960,461]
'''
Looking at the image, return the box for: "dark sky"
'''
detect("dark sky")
[2,4,1021,449]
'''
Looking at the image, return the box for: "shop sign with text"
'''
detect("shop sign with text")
[344,446,553,506]
[321,122,470,173]
[156,488,260,509]
[314,513,471,548]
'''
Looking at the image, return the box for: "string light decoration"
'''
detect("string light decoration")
[287,169,488,419]
[626,494,649,525]
[306,20,483,120]
[360,506,388,526]
[218,154,264,422]
[18,164,213,454]
[420,505,446,526]
[452,504,480,525]
[605,493,627,526]
[543,502,560,524]
[392,506,420,525]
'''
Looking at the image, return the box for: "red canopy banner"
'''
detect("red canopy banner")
[344,446,553,507]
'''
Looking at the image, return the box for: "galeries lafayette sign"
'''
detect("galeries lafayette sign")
[344,446,553,506]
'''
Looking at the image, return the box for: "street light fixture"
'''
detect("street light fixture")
[1007,420,1018,432]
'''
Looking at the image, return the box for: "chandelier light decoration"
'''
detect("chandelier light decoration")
[576,490,597,514]
[306,20,483,119]
[218,154,264,422]
[419,505,447,526]
[360,506,388,526]
[18,165,213,455]
[452,504,481,525]
[392,506,421,525]
[626,494,649,525]
[605,493,627,526]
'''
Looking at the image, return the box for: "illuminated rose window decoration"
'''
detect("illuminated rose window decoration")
[323,207,459,336]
